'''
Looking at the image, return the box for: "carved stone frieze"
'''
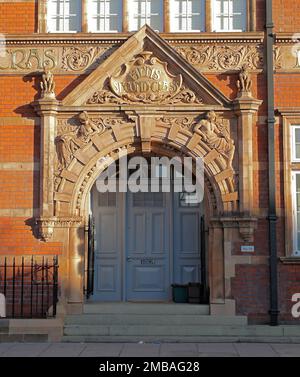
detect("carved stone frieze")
[157,116,196,132]
[175,45,264,71]
[61,46,114,72]
[0,46,115,73]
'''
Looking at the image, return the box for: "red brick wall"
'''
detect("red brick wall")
[0,1,36,34]
[274,0,300,32]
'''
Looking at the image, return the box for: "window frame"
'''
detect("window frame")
[292,171,300,256]
[291,125,300,162]
[281,114,300,257]
[212,0,247,32]
[87,0,123,33]
[128,0,164,32]
[46,0,82,33]
[169,0,206,33]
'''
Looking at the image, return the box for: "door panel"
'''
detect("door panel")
[126,191,170,301]
[173,192,202,285]
[91,188,122,301]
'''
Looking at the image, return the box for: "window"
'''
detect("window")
[128,0,163,31]
[292,126,300,162]
[292,172,300,256]
[88,0,122,32]
[47,0,81,32]
[170,0,205,32]
[212,0,247,32]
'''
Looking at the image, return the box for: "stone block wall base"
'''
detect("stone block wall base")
[8,318,64,342]
[210,300,237,317]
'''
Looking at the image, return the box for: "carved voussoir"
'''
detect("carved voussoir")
[194,111,235,171]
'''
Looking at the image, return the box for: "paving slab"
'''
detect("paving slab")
[271,344,300,357]
[120,343,160,357]
[39,343,86,357]
[233,343,278,357]
[0,343,15,356]
[1,343,51,357]
[79,343,124,357]
[197,343,238,357]
[160,343,198,357]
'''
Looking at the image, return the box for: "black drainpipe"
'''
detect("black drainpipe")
[266,0,279,326]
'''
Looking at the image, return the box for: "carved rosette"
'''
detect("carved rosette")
[35,217,83,242]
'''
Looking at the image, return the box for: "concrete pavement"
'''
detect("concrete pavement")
[0,342,300,357]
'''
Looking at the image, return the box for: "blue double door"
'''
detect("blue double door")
[91,186,203,302]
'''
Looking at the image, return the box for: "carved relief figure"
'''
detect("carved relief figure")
[194,111,235,169]
[55,111,105,170]
[40,69,56,99]
[237,64,252,94]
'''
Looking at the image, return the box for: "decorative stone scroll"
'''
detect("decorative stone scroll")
[61,46,113,72]
[86,52,203,105]
[175,45,264,71]
[194,111,235,170]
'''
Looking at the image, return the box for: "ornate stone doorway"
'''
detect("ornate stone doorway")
[33,25,261,316]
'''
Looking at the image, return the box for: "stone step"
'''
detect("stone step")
[83,303,210,315]
[65,314,247,326]
[62,334,300,344]
[63,324,288,337]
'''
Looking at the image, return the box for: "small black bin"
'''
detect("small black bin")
[171,284,188,303]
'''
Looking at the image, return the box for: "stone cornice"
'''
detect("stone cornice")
[275,33,299,44]
[1,32,264,46]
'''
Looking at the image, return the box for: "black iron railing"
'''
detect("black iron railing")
[0,256,58,318]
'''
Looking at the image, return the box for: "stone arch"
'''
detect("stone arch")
[54,112,238,219]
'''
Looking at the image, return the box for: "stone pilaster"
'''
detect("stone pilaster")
[234,95,262,216]
[33,99,59,219]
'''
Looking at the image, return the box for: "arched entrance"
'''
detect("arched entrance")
[33,26,261,317]
[89,156,206,302]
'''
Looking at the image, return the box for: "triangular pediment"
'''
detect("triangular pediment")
[62,25,231,107]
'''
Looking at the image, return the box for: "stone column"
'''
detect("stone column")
[123,0,129,32]
[205,0,212,32]
[82,0,88,32]
[164,0,170,32]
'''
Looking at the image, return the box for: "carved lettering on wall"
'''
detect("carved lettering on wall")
[109,51,183,104]
[175,45,264,71]
[0,48,57,71]
[86,51,203,106]
[194,111,235,170]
